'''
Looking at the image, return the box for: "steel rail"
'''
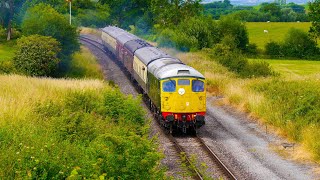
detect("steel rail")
[167,135,204,180]
[196,136,237,180]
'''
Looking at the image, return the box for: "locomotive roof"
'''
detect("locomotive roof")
[116,33,139,45]
[101,26,126,38]
[134,47,173,65]
[124,39,152,55]
[148,61,205,79]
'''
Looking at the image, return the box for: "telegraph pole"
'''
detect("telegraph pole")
[66,0,72,25]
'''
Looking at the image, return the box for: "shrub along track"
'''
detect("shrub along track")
[79,35,238,179]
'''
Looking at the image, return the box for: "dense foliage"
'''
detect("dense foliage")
[13,35,60,76]
[22,4,79,58]
[309,0,320,40]
[204,1,308,22]
[212,39,275,78]
[265,28,319,59]
[0,85,164,179]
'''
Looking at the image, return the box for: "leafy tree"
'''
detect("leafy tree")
[99,0,150,29]
[176,16,219,50]
[22,3,79,57]
[77,3,110,27]
[13,35,61,76]
[259,3,281,17]
[218,15,249,51]
[150,0,202,26]
[309,0,320,40]
[283,28,318,58]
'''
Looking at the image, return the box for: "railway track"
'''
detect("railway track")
[79,35,237,180]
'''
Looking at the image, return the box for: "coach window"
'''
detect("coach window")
[178,79,190,86]
[163,80,176,92]
[192,80,204,92]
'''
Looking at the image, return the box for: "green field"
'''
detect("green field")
[246,22,311,49]
[0,43,16,62]
[250,58,320,77]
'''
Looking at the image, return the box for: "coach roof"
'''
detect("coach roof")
[134,47,173,65]
[102,26,126,38]
[117,33,139,45]
[124,39,152,55]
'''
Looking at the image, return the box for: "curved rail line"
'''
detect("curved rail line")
[79,35,237,180]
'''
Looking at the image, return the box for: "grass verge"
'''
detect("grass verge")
[0,75,164,179]
[65,46,104,79]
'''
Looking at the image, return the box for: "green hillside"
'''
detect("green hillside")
[246,22,311,49]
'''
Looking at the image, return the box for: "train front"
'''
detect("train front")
[159,65,206,133]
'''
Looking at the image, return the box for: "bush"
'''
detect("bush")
[22,3,79,57]
[0,26,6,42]
[282,28,319,58]
[265,41,283,58]
[13,35,61,76]
[212,42,275,78]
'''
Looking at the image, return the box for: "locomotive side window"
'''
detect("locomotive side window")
[178,79,190,85]
[192,80,204,92]
[163,80,176,92]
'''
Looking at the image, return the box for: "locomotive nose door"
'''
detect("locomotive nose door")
[176,79,192,112]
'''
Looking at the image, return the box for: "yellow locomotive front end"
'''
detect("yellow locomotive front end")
[160,77,206,133]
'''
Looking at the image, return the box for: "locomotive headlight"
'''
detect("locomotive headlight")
[165,97,169,101]
[199,96,203,101]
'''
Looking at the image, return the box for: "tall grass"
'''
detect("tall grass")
[175,50,320,161]
[0,75,164,178]
[65,46,104,79]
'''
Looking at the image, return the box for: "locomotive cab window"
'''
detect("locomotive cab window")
[163,80,176,92]
[192,80,204,92]
[178,79,190,85]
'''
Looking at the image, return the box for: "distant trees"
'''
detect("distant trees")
[13,35,61,76]
[204,2,308,22]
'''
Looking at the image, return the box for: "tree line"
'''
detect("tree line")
[204,1,308,22]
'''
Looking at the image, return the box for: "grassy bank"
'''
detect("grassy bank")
[0,75,164,178]
[249,59,320,78]
[246,22,311,49]
[175,50,320,162]
[65,46,104,79]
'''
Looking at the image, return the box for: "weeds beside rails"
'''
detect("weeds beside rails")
[0,75,165,179]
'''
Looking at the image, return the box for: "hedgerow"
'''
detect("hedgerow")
[0,87,164,179]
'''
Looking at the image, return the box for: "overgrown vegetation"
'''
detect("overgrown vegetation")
[0,75,164,179]
[265,28,319,59]
[65,46,104,80]
[22,3,79,58]
[13,35,60,76]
